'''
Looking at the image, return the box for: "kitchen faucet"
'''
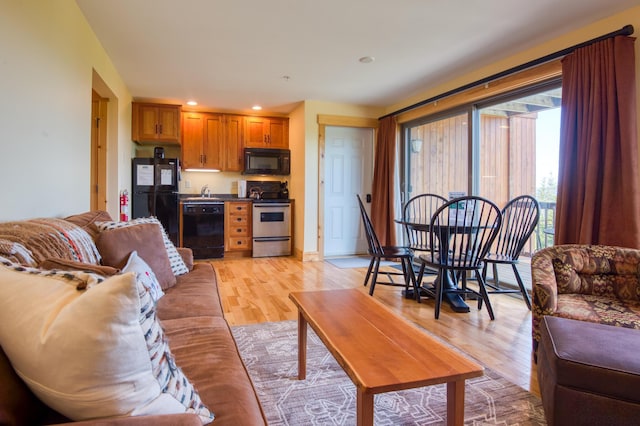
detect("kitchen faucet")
[200,184,210,197]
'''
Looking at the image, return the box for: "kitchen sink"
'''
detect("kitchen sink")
[182,197,224,202]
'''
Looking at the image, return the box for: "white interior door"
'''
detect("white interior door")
[324,126,374,257]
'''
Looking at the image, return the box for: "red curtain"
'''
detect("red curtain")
[371,116,397,245]
[556,36,640,248]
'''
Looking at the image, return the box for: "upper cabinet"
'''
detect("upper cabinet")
[132,102,181,144]
[223,115,244,172]
[244,116,289,148]
[181,113,245,171]
[181,112,223,170]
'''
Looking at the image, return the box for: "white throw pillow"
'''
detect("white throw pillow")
[96,217,189,276]
[122,250,164,302]
[0,264,213,424]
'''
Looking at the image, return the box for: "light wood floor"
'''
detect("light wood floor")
[210,256,539,397]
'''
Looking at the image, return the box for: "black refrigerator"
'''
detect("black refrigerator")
[132,158,180,245]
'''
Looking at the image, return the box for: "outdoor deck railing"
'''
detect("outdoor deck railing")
[521,201,556,256]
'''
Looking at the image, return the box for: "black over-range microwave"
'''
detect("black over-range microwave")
[243,148,290,175]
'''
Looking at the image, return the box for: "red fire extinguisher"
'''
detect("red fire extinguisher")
[119,189,129,222]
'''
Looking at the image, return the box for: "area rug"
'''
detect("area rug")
[231,320,546,425]
[326,256,398,269]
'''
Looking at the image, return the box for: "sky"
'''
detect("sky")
[535,108,561,186]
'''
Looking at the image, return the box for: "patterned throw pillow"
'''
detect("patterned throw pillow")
[96,218,189,276]
[0,262,214,423]
[122,251,164,303]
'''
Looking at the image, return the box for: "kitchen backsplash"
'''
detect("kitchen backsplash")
[179,170,283,196]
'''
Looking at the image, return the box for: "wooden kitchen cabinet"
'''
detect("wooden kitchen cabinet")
[132,102,181,143]
[181,112,223,170]
[182,112,244,171]
[223,115,244,172]
[224,201,252,255]
[244,116,289,148]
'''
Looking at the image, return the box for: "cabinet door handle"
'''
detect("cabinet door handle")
[158,124,163,134]
[155,124,159,134]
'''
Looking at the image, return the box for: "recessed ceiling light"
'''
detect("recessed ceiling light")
[252,105,262,111]
[359,56,375,64]
[186,100,198,106]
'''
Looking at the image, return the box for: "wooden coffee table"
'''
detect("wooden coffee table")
[289,289,484,426]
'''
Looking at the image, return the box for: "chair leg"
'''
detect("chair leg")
[511,264,532,310]
[402,257,420,303]
[434,269,444,319]
[363,257,375,288]
[492,263,500,288]
[475,273,495,320]
[369,258,381,296]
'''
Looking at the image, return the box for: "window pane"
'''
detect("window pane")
[478,86,561,251]
[477,87,561,206]
[406,112,469,200]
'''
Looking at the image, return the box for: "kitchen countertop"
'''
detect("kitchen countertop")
[179,194,292,203]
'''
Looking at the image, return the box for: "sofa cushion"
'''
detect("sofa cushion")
[97,222,176,290]
[0,263,214,424]
[96,217,189,277]
[554,293,640,329]
[157,263,224,320]
[162,316,266,425]
[122,250,165,303]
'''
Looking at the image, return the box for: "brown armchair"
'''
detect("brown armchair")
[531,244,640,359]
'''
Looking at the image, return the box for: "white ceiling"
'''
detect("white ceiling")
[76,0,639,115]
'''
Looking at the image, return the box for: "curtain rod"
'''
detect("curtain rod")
[380,24,634,120]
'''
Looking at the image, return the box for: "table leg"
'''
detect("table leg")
[297,310,307,380]
[356,388,374,426]
[446,380,465,426]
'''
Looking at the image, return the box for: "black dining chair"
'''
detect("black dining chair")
[356,195,418,299]
[402,193,448,300]
[481,195,540,310]
[419,196,502,319]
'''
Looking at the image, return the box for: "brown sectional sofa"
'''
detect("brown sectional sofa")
[0,211,266,425]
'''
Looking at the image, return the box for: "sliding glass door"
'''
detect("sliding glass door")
[400,82,561,252]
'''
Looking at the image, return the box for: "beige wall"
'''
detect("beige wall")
[296,101,384,259]
[0,0,131,221]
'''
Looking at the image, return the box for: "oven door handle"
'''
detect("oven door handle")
[253,203,290,208]
[253,237,290,242]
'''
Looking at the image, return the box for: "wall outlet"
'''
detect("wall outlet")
[185,180,191,189]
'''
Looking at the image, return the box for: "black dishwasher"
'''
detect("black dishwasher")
[182,202,225,259]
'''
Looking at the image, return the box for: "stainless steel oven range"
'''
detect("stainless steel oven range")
[252,201,291,257]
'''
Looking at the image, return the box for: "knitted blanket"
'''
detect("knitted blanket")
[0,218,101,267]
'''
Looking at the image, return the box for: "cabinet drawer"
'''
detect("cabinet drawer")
[228,237,251,250]
[229,214,249,226]
[229,225,250,237]
[229,203,250,214]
